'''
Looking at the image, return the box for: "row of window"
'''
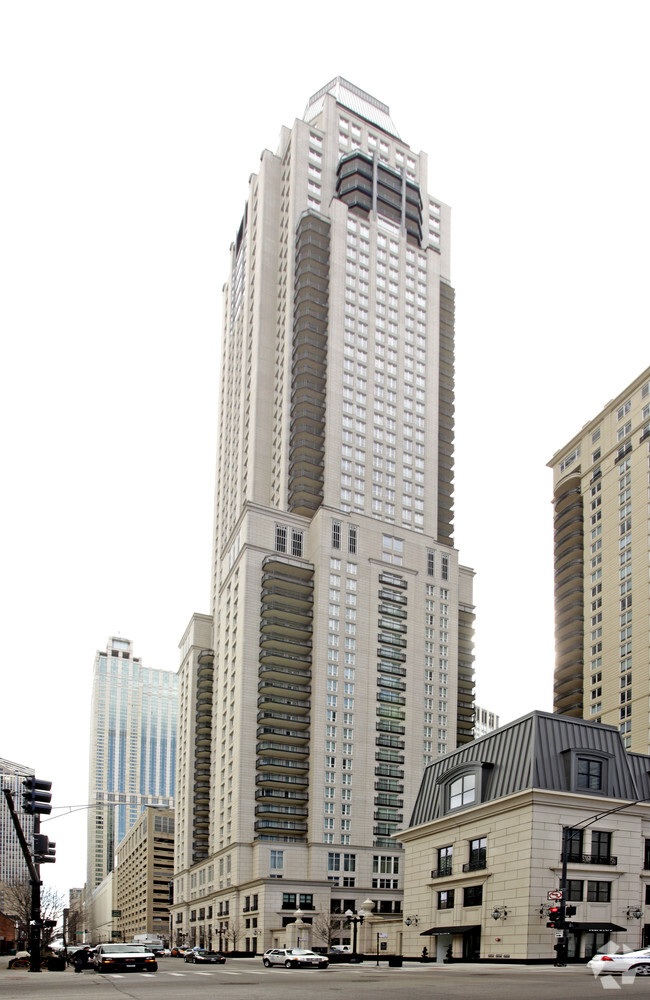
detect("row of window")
[438,886,483,909]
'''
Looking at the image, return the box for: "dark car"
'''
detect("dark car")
[327,949,356,963]
[93,943,158,973]
[184,948,226,964]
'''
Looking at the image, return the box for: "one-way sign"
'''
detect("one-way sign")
[547,890,563,900]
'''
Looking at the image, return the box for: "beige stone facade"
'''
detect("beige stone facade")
[399,711,650,963]
[171,79,475,953]
[549,367,650,753]
[115,807,174,944]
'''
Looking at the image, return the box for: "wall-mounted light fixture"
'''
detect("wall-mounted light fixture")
[491,906,508,921]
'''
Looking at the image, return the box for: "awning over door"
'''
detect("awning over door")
[567,922,626,933]
[420,924,481,936]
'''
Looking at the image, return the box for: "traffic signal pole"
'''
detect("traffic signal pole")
[554,826,569,967]
[1,789,42,972]
[29,816,42,973]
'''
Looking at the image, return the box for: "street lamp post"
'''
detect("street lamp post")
[344,907,367,962]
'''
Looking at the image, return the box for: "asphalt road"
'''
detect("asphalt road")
[0,956,645,1000]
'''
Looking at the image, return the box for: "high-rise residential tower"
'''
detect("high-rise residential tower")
[549,366,650,753]
[172,79,475,952]
[86,637,178,892]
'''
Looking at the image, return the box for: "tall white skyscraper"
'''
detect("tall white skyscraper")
[173,79,475,952]
[86,637,178,892]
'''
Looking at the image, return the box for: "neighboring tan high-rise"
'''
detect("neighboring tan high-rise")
[172,78,475,953]
[549,366,650,753]
[86,637,178,892]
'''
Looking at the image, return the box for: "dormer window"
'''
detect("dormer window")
[561,747,613,796]
[450,773,475,809]
[437,760,493,814]
[577,758,602,791]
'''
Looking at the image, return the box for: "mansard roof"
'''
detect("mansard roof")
[409,710,650,827]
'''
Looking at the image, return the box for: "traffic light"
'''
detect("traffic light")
[22,777,52,815]
[546,906,561,928]
[33,833,56,863]
[565,905,576,917]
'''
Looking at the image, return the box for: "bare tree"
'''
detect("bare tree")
[223,919,244,952]
[311,912,344,951]
[3,878,65,949]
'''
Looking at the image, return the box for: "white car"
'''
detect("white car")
[93,943,158,973]
[263,948,328,968]
[587,947,650,977]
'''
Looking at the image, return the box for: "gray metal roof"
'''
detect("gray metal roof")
[409,711,647,827]
[304,77,401,139]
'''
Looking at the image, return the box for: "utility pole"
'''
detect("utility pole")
[2,789,42,972]
[3,778,53,973]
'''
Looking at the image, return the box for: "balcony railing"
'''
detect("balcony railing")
[462,859,487,873]
[430,866,453,879]
[566,853,617,866]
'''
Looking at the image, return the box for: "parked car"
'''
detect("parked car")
[587,947,650,977]
[93,943,158,973]
[184,948,226,964]
[327,949,355,963]
[263,948,328,969]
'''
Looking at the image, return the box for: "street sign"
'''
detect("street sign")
[554,930,565,938]
[547,890,563,900]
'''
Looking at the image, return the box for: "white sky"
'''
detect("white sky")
[1,1,648,898]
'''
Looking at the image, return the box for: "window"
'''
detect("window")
[275,524,287,552]
[449,773,476,810]
[591,830,611,862]
[463,885,483,907]
[437,845,453,876]
[270,850,284,870]
[348,525,358,554]
[577,758,602,791]
[567,879,583,902]
[373,855,399,874]
[441,554,449,580]
[291,529,303,557]
[587,881,611,902]
[382,534,403,565]
[468,837,487,870]
[617,420,632,442]
[566,829,584,861]
[438,889,454,910]
[275,524,303,556]
[427,550,435,576]
[332,521,341,550]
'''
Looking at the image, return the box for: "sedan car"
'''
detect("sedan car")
[587,947,650,977]
[184,948,226,964]
[93,944,158,973]
[263,948,328,968]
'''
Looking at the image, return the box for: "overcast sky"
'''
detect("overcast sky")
[1,1,648,897]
